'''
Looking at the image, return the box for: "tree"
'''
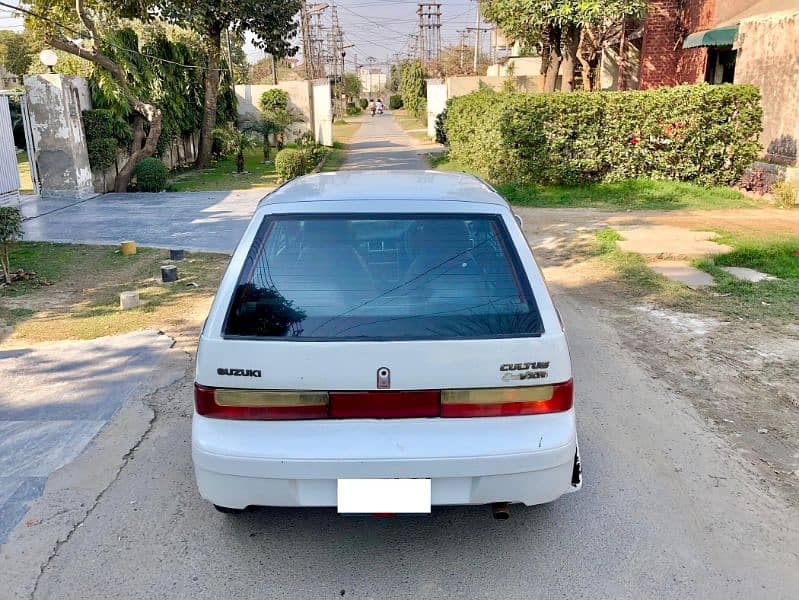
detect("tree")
[249,57,303,83]
[24,0,164,192]
[159,0,301,168]
[433,44,492,77]
[0,207,23,283]
[400,60,426,119]
[254,89,303,153]
[480,0,645,92]
[0,31,34,75]
[340,73,361,102]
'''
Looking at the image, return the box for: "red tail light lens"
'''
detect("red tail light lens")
[329,391,440,418]
[440,379,573,417]
[194,384,328,420]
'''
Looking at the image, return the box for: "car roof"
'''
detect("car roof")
[258,170,509,208]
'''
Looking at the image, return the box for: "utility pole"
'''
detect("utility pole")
[300,2,328,79]
[416,3,441,66]
[367,56,376,99]
[457,30,466,71]
[473,4,480,74]
[466,3,491,74]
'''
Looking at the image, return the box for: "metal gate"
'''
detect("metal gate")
[0,91,39,205]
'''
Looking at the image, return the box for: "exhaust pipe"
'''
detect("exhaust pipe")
[491,502,510,520]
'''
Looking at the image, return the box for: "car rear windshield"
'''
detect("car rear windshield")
[223,213,543,340]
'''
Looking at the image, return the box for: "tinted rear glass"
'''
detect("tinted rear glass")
[224,214,543,340]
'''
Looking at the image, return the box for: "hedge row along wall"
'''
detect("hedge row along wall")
[444,84,763,186]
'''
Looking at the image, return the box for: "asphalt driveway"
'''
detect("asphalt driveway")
[21,189,266,254]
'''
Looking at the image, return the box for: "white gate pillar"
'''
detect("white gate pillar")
[426,79,447,140]
[23,74,94,199]
[311,79,333,147]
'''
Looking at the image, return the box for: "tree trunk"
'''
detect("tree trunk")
[543,26,562,93]
[577,28,593,91]
[561,24,581,92]
[115,109,163,192]
[196,26,223,169]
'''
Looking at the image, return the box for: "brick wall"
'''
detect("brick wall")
[639,0,716,89]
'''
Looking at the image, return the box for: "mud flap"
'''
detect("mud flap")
[567,440,583,492]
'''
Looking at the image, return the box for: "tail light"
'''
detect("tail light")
[440,379,573,418]
[196,380,573,420]
[195,384,328,420]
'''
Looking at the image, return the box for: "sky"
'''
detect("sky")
[1,0,485,72]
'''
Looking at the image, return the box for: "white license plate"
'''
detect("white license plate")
[337,478,431,514]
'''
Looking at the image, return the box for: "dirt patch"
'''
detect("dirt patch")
[530,223,799,506]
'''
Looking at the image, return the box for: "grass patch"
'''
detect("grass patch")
[17,152,33,194]
[595,228,799,323]
[321,146,346,172]
[333,120,360,144]
[1,242,229,344]
[392,110,431,143]
[169,148,277,192]
[1,242,124,297]
[431,154,756,211]
[711,232,799,279]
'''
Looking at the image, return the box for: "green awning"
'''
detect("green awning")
[683,25,739,48]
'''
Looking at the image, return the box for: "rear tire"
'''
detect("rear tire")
[214,504,244,514]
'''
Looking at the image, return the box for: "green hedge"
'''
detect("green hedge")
[389,94,403,110]
[444,84,763,186]
[275,148,307,181]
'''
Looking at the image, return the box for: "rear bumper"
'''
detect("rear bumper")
[192,411,581,509]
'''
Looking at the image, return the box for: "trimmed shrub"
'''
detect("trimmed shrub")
[345,102,362,116]
[275,148,308,181]
[260,88,289,113]
[389,94,403,110]
[444,84,763,186]
[358,98,368,109]
[133,157,169,192]
[434,102,451,145]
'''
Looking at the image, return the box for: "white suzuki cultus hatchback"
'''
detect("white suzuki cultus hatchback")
[193,170,581,517]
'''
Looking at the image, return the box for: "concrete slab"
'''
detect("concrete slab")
[616,225,731,259]
[21,189,266,254]
[719,266,779,282]
[650,260,715,289]
[0,330,178,544]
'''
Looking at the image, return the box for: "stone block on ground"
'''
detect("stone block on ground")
[649,260,715,289]
[719,266,779,282]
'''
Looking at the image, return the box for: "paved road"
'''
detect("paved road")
[21,189,265,253]
[6,290,797,600]
[341,112,432,170]
[2,114,797,598]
